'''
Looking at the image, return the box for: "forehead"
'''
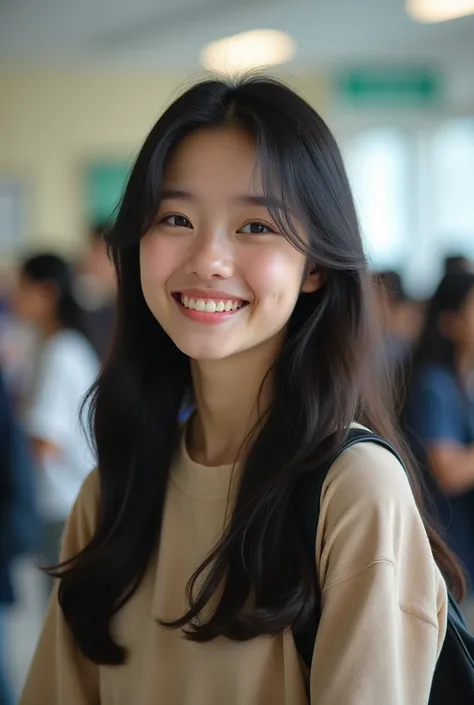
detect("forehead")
[162,127,264,196]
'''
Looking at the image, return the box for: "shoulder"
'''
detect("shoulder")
[322,437,412,517]
[49,329,97,359]
[60,469,101,559]
[414,364,459,396]
[316,436,447,629]
[43,331,99,376]
[78,467,100,501]
[407,365,465,439]
[75,469,100,520]
[317,436,434,589]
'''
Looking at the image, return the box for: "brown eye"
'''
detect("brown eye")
[239,221,274,235]
[162,214,192,228]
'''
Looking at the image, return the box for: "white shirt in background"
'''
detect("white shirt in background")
[24,329,100,522]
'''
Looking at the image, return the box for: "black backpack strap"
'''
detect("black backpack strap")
[293,427,404,671]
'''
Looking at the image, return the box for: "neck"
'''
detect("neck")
[188,333,284,466]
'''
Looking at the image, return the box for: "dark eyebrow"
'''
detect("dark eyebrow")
[235,194,286,211]
[159,189,196,201]
[159,190,286,211]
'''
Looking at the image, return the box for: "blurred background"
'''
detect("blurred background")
[1,0,474,701]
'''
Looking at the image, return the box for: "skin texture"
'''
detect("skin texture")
[139,127,321,465]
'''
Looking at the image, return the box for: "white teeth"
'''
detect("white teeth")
[204,300,216,313]
[180,295,244,313]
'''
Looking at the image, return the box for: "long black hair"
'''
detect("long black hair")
[20,253,89,338]
[53,75,465,665]
[411,272,474,375]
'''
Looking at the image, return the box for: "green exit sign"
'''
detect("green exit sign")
[335,68,442,107]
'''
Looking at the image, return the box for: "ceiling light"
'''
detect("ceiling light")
[200,29,295,73]
[407,0,474,22]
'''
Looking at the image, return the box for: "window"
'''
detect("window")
[344,130,410,271]
[432,118,474,256]
[341,117,474,297]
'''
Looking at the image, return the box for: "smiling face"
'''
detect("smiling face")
[139,127,321,361]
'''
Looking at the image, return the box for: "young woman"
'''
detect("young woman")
[13,254,99,583]
[20,77,460,705]
[405,273,474,626]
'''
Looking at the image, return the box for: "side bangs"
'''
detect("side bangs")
[257,135,311,260]
[252,119,356,274]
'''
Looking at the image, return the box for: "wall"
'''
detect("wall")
[0,67,194,257]
[0,66,327,260]
[4,62,470,282]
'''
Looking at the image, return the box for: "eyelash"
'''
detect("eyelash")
[238,221,276,235]
[158,214,192,228]
[156,214,277,235]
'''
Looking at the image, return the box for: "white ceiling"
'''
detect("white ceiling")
[1,0,474,69]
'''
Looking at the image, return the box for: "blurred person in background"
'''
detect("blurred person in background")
[75,222,116,363]
[372,270,425,412]
[0,366,39,705]
[404,272,474,626]
[13,253,99,590]
[373,269,423,371]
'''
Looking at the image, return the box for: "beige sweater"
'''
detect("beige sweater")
[20,432,448,705]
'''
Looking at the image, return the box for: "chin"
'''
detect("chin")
[174,337,237,362]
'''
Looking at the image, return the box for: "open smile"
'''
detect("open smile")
[172,292,250,322]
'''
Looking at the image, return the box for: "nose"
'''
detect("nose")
[184,229,234,280]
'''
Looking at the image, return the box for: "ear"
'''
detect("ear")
[301,267,325,294]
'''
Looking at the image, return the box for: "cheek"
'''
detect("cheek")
[140,237,177,292]
[244,249,305,304]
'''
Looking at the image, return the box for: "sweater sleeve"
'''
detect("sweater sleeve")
[310,441,448,705]
[20,470,101,705]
